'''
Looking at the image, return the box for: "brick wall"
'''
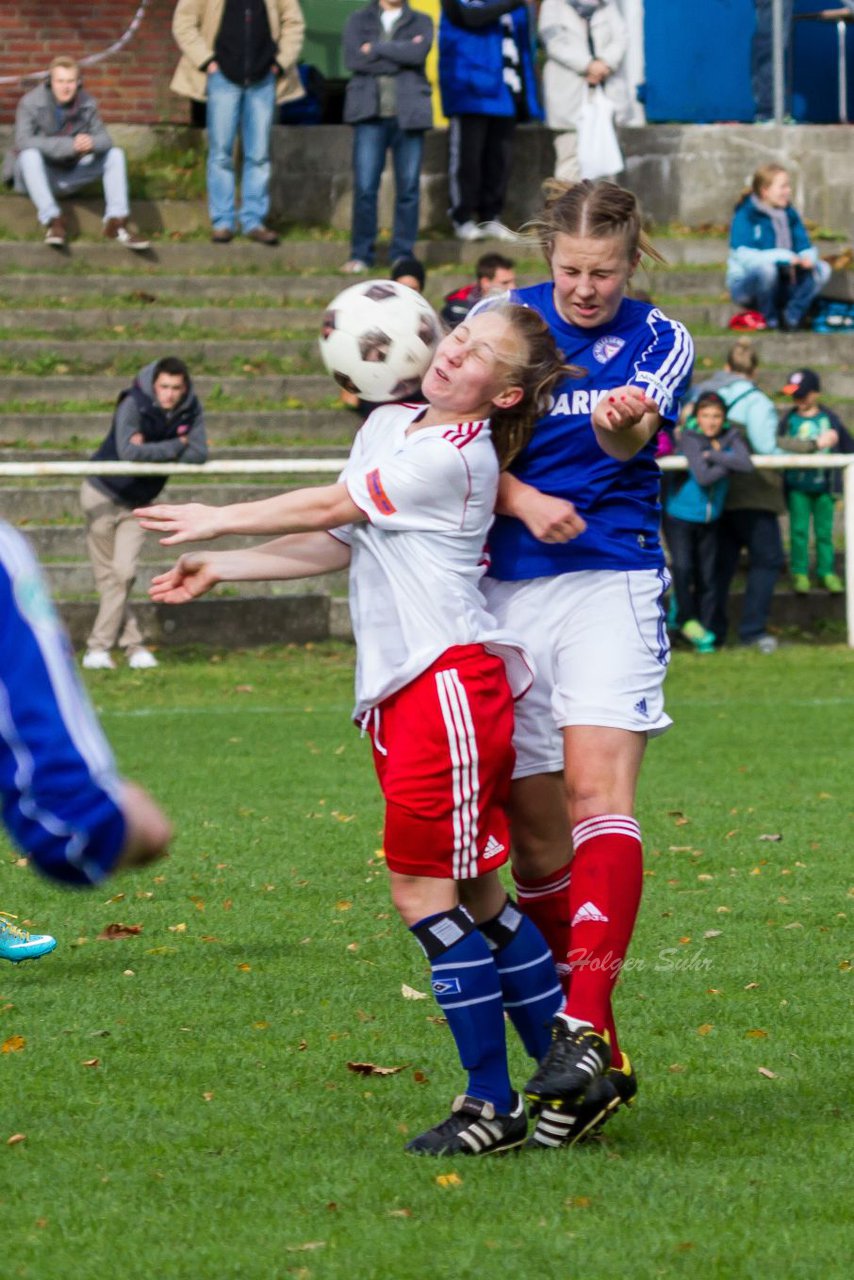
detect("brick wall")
[0,0,189,126]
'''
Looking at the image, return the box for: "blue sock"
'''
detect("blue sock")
[479,898,563,1061]
[411,906,512,1113]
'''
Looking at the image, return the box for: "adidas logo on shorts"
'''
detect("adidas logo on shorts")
[571,901,609,926]
[482,834,505,859]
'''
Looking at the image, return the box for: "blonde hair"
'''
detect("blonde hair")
[486,303,578,468]
[526,180,666,268]
[751,163,788,198]
[726,338,759,376]
[49,56,80,76]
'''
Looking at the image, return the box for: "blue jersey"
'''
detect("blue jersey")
[0,524,126,885]
[488,285,694,579]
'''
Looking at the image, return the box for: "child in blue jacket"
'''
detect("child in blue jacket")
[664,392,753,651]
[727,164,831,331]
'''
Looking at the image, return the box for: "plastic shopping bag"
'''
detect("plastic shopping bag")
[576,87,624,181]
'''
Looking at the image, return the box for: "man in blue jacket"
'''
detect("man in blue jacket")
[340,0,434,274]
[439,0,541,242]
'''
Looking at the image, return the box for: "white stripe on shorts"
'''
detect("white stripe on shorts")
[435,667,480,880]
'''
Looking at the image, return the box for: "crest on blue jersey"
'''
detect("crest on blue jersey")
[592,335,626,363]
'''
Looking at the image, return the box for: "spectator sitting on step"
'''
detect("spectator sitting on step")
[171,0,306,246]
[777,367,850,595]
[1,56,149,251]
[80,358,208,672]
[441,252,516,327]
[727,164,831,331]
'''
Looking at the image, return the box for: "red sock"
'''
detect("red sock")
[564,815,643,1050]
[512,860,573,996]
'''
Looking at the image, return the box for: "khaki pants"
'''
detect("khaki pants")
[552,130,580,184]
[80,479,145,653]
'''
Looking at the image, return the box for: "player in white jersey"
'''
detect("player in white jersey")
[136,307,572,1156]
[480,181,695,1149]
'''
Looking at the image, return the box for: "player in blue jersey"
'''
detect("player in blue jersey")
[0,522,171,937]
[481,181,695,1148]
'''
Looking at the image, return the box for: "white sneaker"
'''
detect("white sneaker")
[479,220,517,242]
[340,259,369,274]
[127,648,159,670]
[453,221,486,242]
[82,649,115,671]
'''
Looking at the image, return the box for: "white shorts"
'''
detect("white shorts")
[484,568,672,779]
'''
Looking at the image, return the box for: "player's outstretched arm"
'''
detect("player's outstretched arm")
[136,483,364,545]
[591,386,661,461]
[150,533,352,605]
[496,471,587,544]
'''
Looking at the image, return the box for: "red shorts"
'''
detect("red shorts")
[366,646,515,880]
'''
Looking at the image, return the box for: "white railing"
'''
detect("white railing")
[2,454,852,647]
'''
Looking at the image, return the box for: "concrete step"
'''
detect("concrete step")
[55,586,840,652]
[41,560,349,600]
[0,411,356,445]
[0,374,334,404]
[57,594,352,648]
[0,443,353,462]
[16,523,333,560]
[0,337,317,366]
[0,483,310,521]
[0,307,322,335]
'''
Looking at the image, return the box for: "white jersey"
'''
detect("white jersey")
[332,403,532,718]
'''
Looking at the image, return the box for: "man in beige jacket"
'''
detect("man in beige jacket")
[171,0,305,244]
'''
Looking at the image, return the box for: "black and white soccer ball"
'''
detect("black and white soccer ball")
[319,280,442,402]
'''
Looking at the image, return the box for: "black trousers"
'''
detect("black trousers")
[663,514,719,633]
[448,114,516,225]
[713,508,785,644]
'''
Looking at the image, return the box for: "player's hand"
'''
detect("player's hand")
[592,386,659,433]
[113,781,172,872]
[517,491,587,544]
[149,553,220,603]
[135,501,222,544]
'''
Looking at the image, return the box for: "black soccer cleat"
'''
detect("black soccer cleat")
[405,1091,528,1156]
[524,1018,611,1109]
[527,1053,638,1150]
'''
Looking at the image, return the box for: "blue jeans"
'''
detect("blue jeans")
[206,70,275,233]
[14,147,129,223]
[350,120,424,266]
[713,508,785,643]
[728,253,832,327]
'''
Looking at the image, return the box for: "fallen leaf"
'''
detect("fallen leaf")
[435,1173,462,1187]
[168,923,187,934]
[335,900,352,911]
[839,960,852,972]
[783,922,803,930]
[144,946,176,956]
[347,1061,410,1077]
[81,1058,100,1068]
[123,969,135,977]
[697,874,714,882]
[758,1067,777,1079]
[253,1021,270,1031]
[104,892,125,904]
[285,1242,326,1253]
[355,1009,375,1023]
[426,1015,448,1025]
[97,923,143,940]
[679,936,691,945]
[388,1208,412,1218]
[703,930,722,939]
[566,1196,592,1209]
[758,833,782,842]
[744,982,760,990]
[668,1063,686,1073]
[716,905,732,914]
[697,1023,714,1036]
[412,1070,429,1083]
[2,1035,25,1053]
[706,988,723,995]
[401,984,428,1000]
[6,1133,26,1145]
[236,962,251,972]
[202,1091,214,1102]
[745,1029,768,1039]
[234,684,254,693]
[346,943,359,953]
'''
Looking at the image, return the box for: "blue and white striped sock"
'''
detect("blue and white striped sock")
[479,898,563,1061]
[411,906,512,1113]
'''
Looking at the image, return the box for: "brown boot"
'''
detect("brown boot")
[103,217,150,251]
[44,215,67,248]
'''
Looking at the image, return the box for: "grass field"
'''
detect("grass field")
[2,643,852,1279]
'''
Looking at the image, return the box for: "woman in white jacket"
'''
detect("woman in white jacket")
[538,0,628,182]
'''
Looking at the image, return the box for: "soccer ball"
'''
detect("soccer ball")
[319,280,442,402]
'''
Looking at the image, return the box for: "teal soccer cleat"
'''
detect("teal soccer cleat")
[0,912,57,963]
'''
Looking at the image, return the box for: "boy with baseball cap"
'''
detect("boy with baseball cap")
[778,368,849,593]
